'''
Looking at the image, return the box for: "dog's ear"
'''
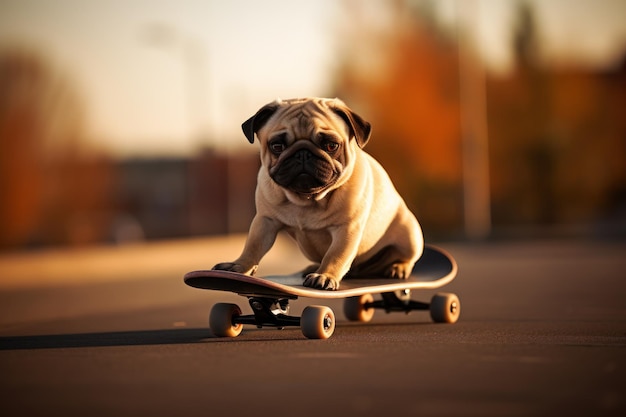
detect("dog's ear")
[241,102,280,144]
[330,103,372,148]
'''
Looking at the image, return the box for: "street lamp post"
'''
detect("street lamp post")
[458,1,492,240]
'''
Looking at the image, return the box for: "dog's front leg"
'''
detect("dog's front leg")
[303,225,362,290]
[213,215,281,275]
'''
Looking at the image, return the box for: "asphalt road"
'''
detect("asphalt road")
[0,237,624,417]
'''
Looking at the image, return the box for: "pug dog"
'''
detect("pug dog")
[213,97,423,290]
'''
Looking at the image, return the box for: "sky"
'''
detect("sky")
[1,0,625,157]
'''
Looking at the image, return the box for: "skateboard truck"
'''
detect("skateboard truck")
[236,289,432,330]
[374,290,431,314]
[241,297,300,329]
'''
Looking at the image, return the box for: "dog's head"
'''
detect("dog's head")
[242,98,371,198]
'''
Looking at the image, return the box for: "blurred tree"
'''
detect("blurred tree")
[0,48,114,248]
[334,0,626,238]
[488,2,626,232]
[488,1,555,225]
[333,0,463,237]
[0,50,43,248]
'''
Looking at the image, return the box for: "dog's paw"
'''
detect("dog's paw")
[303,273,340,290]
[387,262,413,279]
[212,262,258,276]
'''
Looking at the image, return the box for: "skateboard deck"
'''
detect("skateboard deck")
[184,245,460,339]
[184,245,457,298]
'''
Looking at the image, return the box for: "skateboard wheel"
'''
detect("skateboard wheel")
[301,306,335,339]
[429,293,460,324]
[209,303,243,337]
[343,294,375,322]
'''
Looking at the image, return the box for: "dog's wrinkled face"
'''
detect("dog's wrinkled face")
[242,98,371,198]
[267,118,344,194]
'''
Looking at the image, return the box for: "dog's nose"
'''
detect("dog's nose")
[295,149,313,162]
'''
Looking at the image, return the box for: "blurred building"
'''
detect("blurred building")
[113,152,258,243]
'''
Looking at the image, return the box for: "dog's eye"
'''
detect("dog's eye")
[322,141,339,154]
[269,141,286,154]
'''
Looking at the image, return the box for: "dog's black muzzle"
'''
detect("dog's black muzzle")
[271,148,337,194]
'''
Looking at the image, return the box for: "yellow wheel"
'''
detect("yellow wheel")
[301,306,335,339]
[209,303,243,337]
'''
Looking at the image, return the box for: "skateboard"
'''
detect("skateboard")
[184,245,460,339]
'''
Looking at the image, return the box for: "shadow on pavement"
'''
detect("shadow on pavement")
[0,321,442,350]
[0,328,217,350]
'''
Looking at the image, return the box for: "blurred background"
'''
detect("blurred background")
[1,0,625,251]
